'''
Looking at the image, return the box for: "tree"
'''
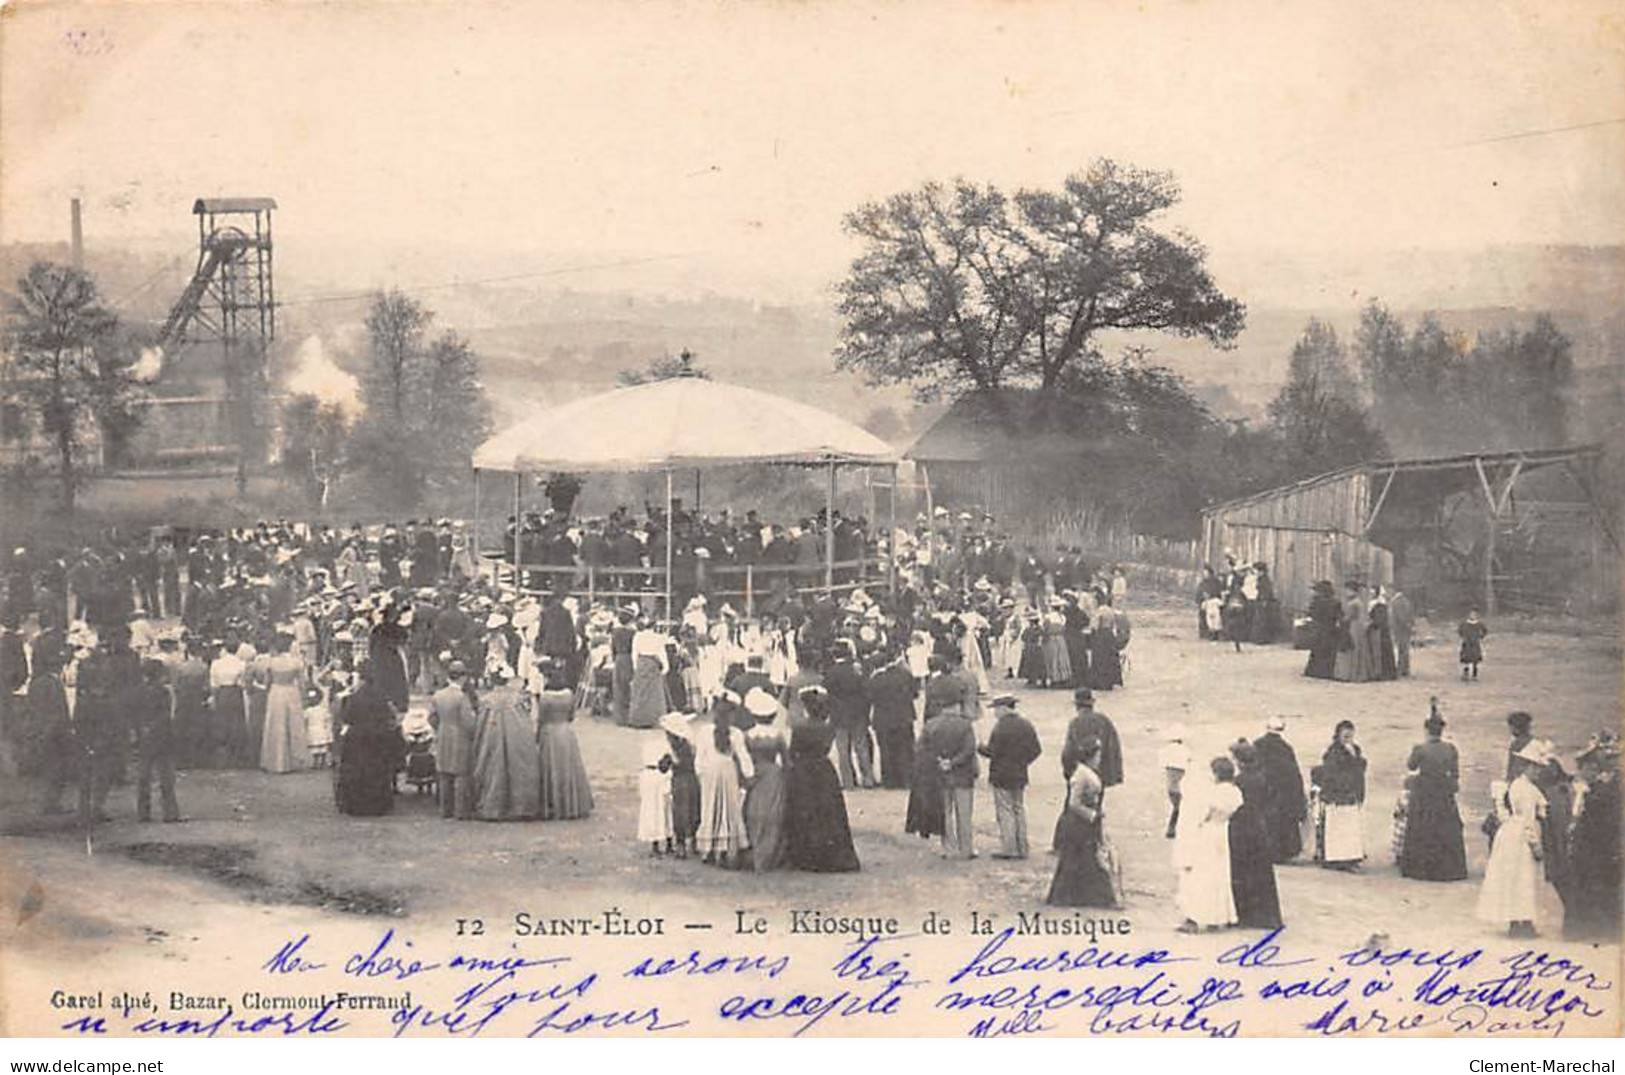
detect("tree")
[835,160,1245,401]
[1268,318,1386,473]
[350,291,493,508]
[1356,300,1573,454]
[617,348,709,386]
[279,394,350,508]
[422,330,494,484]
[1,262,142,513]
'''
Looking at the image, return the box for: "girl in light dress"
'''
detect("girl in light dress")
[996,607,1024,681]
[637,719,676,856]
[1175,757,1244,932]
[304,686,334,768]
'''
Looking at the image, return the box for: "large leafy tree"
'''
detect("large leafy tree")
[835,160,1245,401]
[1267,318,1387,473]
[1356,300,1573,454]
[349,290,493,508]
[1,262,143,513]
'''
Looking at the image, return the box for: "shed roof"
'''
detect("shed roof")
[1201,443,1602,527]
[193,197,277,214]
[905,388,1115,463]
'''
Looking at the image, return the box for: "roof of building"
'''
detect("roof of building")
[904,388,1115,463]
[1200,443,1603,526]
[193,198,277,214]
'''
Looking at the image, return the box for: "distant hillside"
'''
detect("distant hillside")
[4,238,1619,441]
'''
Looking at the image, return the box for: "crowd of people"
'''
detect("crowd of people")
[1300,578,1418,681]
[1195,554,1283,649]
[0,505,1616,945]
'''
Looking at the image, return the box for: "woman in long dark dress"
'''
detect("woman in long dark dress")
[783,686,859,872]
[1303,582,1342,680]
[1399,710,1468,881]
[1046,737,1118,907]
[369,608,411,713]
[1368,594,1398,681]
[1564,734,1621,940]
[1228,740,1284,928]
[1086,606,1124,691]
[335,661,404,817]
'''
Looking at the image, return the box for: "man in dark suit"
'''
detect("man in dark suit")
[926,698,979,859]
[1061,687,1122,789]
[824,640,875,789]
[981,694,1041,859]
[867,648,917,789]
[134,659,182,823]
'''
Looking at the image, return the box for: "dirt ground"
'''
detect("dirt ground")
[1,604,1619,1036]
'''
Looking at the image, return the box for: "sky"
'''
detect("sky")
[4,0,1624,306]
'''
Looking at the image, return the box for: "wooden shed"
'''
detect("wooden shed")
[1199,444,1612,617]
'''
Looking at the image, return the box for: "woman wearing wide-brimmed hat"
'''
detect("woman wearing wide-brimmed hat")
[1477,739,1555,937]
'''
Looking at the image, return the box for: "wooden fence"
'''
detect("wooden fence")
[480,553,890,618]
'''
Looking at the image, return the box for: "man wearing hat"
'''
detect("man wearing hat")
[429,660,477,819]
[923,684,979,860]
[1051,686,1122,853]
[133,658,183,823]
[979,695,1041,859]
[867,648,918,789]
[1061,687,1122,790]
[825,639,876,790]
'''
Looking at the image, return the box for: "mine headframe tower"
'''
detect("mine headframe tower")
[156,197,278,492]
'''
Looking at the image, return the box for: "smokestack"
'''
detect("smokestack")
[70,198,83,269]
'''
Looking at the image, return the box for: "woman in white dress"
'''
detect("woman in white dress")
[694,694,755,867]
[1175,757,1244,932]
[1477,741,1553,937]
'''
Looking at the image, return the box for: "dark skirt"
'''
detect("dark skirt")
[336,727,398,816]
[671,764,701,841]
[1229,809,1284,928]
[1046,809,1118,907]
[1304,641,1337,680]
[374,652,409,713]
[1087,634,1122,690]
[1018,639,1046,684]
[784,757,860,872]
[1399,778,1468,881]
[904,741,945,838]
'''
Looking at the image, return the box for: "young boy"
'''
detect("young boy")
[1458,609,1488,680]
[979,694,1042,859]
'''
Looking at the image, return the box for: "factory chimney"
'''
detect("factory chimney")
[70,198,84,269]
